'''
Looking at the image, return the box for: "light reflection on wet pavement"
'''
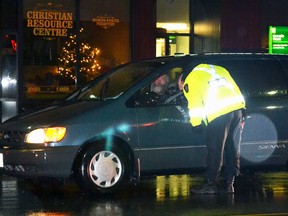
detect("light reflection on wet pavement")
[0,172,287,216]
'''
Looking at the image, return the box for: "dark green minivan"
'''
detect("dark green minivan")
[1,53,288,193]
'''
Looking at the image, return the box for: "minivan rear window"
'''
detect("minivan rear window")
[215,59,288,98]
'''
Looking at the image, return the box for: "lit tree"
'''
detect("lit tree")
[58,28,101,84]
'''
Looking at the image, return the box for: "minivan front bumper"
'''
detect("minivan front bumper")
[0,146,79,178]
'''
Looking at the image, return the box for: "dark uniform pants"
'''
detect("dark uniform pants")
[205,109,244,181]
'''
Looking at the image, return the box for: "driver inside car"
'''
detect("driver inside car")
[150,74,170,103]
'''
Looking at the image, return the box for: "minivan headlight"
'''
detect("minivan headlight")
[24,127,66,144]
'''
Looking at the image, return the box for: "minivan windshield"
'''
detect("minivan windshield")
[73,62,165,101]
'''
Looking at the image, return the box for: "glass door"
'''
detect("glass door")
[156,0,190,57]
[156,35,189,57]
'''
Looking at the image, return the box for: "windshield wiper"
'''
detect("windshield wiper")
[104,92,124,100]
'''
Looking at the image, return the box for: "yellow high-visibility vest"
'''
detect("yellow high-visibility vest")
[183,64,246,127]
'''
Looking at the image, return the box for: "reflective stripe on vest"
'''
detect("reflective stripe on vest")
[189,95,245,118]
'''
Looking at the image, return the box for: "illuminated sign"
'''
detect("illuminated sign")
[26,11,73,37]
[92,15,119,29]
[269,26,288,54]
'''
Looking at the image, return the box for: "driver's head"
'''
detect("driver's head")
[151,74,169,94]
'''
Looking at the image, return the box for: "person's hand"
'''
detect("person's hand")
[178,74,184,90]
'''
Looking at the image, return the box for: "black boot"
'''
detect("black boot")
[190,180,218,195]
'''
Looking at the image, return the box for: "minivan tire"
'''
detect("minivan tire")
[74,143,128,194]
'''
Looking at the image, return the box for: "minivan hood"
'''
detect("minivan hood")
[1,101,106,130]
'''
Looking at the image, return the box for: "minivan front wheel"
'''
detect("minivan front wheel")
[75,144,128,194]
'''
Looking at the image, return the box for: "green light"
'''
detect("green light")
[269,26,288,54]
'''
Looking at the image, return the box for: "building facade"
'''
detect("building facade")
[0,0,288,121]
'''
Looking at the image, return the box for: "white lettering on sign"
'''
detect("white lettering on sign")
[273,34,284,41]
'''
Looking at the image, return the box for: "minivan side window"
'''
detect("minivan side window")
[215,59,288,98]
[132,67,187,107]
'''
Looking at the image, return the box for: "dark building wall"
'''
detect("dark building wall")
[220,0,262,52]
[262,0,288,25]
[260,0,288,51]
[0,0,18,30]
[131,0,156,61]
[221,0,288,52]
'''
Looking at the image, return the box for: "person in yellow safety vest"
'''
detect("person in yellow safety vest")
[181,63,246,195]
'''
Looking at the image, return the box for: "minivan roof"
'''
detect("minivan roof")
[136,52,288,63]
[136,53,288,81]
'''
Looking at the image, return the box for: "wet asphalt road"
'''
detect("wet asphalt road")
[0,172,287,216]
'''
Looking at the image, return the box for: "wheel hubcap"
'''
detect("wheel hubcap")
[89,151,122,188]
